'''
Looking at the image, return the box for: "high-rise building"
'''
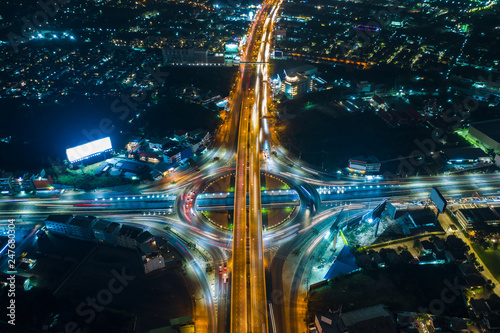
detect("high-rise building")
[281,65,317,99]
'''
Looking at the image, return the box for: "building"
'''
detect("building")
[162,48,224,65]
[283,72,312,99]
[314,313,339,333]
[44,215,73,235]
[390,20,405,27]
[370,95,386,109]
[153,162,174,177]
[136,230,154,245]
[468,119,500,153]
[115,225,143,249]
[442,147,491,165]
[188,129,210,152]
[125,137,143,153]
[115,160,146,175]
[356,81,371,94]
[140,240,166,274]
[419,240,434,255]
[0,172,16,195]
[138,151,162,164]
[348,156,381,174]
[224,43,240,64]
[32,175,54,193]
[67,216,97,240]
[104,222,120,244]
[189,129,210,143]
[148,137,172,151]
[92,220,109,243]
[143,254,166,274]
[174,129,188,141]
[164,149,179,165]
[164,146,193,165]
[340,304,397,332]
[456,207,500,229]
[313,304,397,333]
[0,169,58,195]
[274,29,286,40]
[281,65,317,99]
[92,220,120,245]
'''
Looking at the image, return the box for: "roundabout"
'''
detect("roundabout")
[186,171,301,230]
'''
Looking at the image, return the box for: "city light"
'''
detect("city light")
[2,0,500,331]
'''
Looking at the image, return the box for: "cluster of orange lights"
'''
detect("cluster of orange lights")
[291,53,376,68]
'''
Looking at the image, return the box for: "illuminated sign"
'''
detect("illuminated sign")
[225,43,238,53]
[66,137,112,163]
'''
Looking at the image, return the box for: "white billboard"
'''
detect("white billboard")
[66,137,112,163]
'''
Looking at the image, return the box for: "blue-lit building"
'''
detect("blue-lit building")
[92,220,120,244]
[44,214,73,235]
[67,216,98,240]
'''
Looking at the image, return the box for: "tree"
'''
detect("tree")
[78,163,85,174]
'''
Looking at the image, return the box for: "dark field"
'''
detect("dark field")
[282,111,430,172]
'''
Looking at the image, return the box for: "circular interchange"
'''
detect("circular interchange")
[196,171,300,231]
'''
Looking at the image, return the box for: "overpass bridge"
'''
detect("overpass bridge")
[196,190,299,210]
[229,1,283,332]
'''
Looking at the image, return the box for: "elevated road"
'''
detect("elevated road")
[248,2,283,332]
[230,0,282,332]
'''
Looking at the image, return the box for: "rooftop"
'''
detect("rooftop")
[458,208,500,223]
[136,231,154,244]
[69,216,97,228]
[471,119,500,142]
[46,214,73,224]
[106,222,120,234]
[118,225,143,238]
[32,178,53,190]
[443,147,490,160]
[340,304,393,327]
[92,220,110,231]
[285,64,317,76]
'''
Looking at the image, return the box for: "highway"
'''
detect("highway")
[248,2,283,332]
[3,0,500,331]
[229,1,259,330]
[227,0,284,331]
